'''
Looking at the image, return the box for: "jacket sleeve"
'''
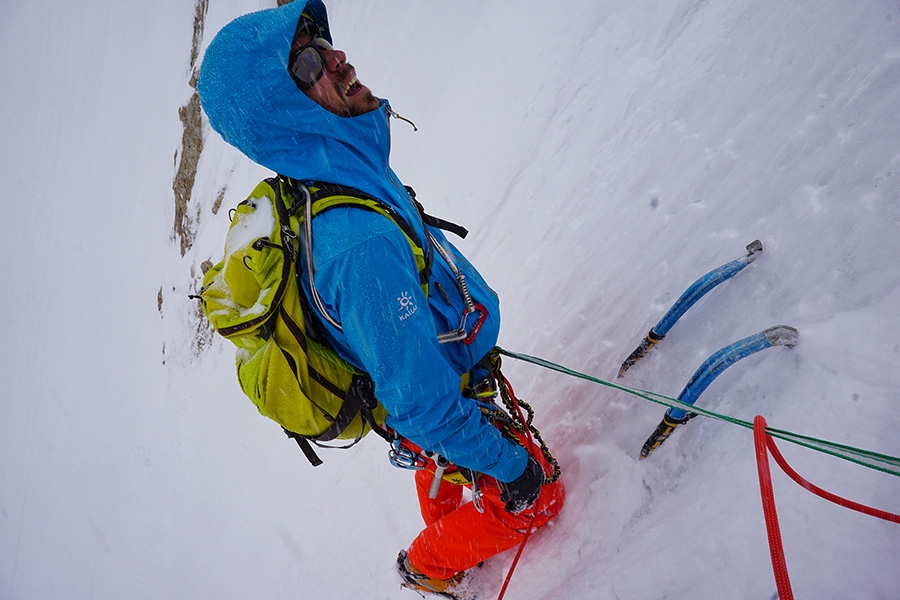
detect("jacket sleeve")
[308,213,528,483]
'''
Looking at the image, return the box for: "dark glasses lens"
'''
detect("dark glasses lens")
[289,15,333,90]
[290,45,325,88]
[288,34,334,90]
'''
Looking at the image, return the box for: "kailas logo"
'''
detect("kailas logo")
[397,291,418,321]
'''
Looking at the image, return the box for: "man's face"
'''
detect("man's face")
[293,31,381,117]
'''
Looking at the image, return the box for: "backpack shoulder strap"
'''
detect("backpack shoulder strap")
[283,177,435,293]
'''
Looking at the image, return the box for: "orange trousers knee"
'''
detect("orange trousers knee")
[406,454,565,580]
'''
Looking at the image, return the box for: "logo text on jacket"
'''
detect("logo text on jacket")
[397,291,418,321]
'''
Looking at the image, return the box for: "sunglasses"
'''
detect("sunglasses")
[288,18,334,90]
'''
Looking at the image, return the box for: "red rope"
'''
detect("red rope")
[754,415,794,600]
[754,415,900,600]
[496,511,538,600]
[764,428,900,524]
[496,375,542,600]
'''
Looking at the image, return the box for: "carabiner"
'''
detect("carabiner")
[461,303,487,345]
[388,437,427,470]
[436,303,489,345]
[470,474,485,514]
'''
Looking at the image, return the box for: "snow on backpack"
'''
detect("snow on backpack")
[194,176,431,466]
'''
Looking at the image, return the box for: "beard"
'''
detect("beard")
[346,89,380,117]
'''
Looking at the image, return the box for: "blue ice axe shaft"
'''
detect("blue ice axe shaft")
[639,325,799,458]
[618,239,763,377]
[667,325,798,420]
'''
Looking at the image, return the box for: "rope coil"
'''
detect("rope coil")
[490,352,561,484]
[490,357,544,600]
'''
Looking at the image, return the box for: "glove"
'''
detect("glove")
[499,455,545,514]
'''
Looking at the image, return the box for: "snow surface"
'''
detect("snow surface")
[2,0,900,598]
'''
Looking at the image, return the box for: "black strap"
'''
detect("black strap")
[353,376,393,443]
[283,429,324,467]
[404,185,468,239]
[419,210,469,239]
[316,375,392,444]
[311,374,368,442]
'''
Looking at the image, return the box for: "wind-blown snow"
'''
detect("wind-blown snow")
[2,1,899,599]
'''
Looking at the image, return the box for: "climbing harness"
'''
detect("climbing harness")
[387,349,561,488]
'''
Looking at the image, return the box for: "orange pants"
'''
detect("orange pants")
[406,452,565,580]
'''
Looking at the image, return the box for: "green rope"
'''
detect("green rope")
[495,347,900,478]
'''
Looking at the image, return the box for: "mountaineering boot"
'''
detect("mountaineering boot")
[396,550,475,599]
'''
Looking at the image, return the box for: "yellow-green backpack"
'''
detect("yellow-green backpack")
[194,176,432,465]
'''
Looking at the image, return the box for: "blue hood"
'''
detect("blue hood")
[197,1,396,196]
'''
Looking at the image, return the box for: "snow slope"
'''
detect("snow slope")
[2,1,899,599]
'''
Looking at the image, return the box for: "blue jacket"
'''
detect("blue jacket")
[198,1,527,482]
